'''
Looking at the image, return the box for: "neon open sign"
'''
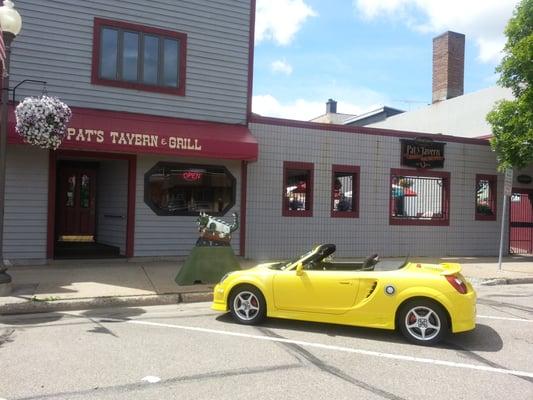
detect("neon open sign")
[182,171,203,181]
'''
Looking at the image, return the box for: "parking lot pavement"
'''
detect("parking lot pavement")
[1,284,532,400]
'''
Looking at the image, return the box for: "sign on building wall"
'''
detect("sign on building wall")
[400,139,446,169]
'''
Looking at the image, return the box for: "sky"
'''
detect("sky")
[251,0,520,121]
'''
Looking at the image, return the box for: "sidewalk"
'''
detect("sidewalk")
[1,255,533,315]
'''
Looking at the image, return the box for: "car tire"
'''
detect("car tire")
[229,285,266,325]
[398,299,449,345]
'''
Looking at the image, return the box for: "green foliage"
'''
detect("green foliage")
[488,0,533,170]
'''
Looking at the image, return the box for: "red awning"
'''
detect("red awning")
[8,105,258,161]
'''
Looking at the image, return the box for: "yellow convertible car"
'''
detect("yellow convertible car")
[212,244,476,345]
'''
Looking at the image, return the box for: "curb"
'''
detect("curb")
[0,292,213,316]
[479,277,533,286]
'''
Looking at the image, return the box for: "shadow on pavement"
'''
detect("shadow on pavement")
[216,314,504,352]
[0,312,65,325]
[80,307,146,321]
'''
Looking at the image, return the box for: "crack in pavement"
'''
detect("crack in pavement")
[477,298,533,315]
[13,363,303,400]
[445,341,533,385]
[0,328,15,347]
[257,327,407,400]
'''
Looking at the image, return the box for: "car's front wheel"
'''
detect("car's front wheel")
[229,285,266,325]
[398,299,448,345]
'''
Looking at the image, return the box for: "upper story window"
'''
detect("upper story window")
[283,161,314,217]
[92,18,187,95]
[331,165,360,218]
[390,169,450,226]
[475,174,497,220]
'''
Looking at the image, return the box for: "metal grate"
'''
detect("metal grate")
[509,193,533,254]
[391,175,447,220]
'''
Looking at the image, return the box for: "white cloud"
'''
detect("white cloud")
[256,0,317,46]
[252,94,380,121]
[271,59,293,75]
[353,0,519,63]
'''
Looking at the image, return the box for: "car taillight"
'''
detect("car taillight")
[446,275,468,294]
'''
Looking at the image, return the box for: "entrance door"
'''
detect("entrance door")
[509,191,533,254]
[56,163,97,241]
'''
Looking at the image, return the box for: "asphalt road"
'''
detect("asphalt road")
[0,284,532,400]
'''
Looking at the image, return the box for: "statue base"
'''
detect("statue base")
[175,246,240,285]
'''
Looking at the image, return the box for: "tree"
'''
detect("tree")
[487,0,533,170]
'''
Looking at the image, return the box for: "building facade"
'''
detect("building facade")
[3,1,532,265]
[5,0,257,264]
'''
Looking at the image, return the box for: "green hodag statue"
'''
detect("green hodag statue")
[175,212,240,285]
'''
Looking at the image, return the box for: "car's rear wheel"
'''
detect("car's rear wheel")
[398,299,448,345]
[229,285,266,325]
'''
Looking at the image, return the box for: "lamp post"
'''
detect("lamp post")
[0,0,22,293]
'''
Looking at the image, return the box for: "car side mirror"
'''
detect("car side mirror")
[296,262,304,276]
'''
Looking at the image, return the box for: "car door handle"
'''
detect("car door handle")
[339,281,351,285]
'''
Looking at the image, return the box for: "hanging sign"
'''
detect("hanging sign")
[400,139,445,169]
[517,174,532,184]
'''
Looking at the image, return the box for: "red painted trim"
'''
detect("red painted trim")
[250,115,491,146]
[389,168,451,226]
[282,161,314,217]
[331,165,360,218]
[47,149,137,258]
[239,160,248,257]
[126,155,137,258]
[46,151,57,259]
[91,17,187,96]
[475,174,497,221]
[246,0,256,122]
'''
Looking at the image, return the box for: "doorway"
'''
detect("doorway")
[49,152,137,259]
[509,190,533,255]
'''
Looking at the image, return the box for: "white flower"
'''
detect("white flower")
[15,96,72,150]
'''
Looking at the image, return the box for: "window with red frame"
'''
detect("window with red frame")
[390,169,450,226]
[331,165,360,218]
[475,174,497,220]
[283,162,313,217]
[92,18,187,95]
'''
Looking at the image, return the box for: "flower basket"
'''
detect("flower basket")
[15,96,72,150]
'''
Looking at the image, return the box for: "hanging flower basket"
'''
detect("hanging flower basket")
[15,96,72,150]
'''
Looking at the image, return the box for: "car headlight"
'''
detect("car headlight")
[219,272,232,284]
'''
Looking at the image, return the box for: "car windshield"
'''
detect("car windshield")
[280,249,316,270]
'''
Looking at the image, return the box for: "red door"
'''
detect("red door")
[509,191,533,254]
[56,163,97,240]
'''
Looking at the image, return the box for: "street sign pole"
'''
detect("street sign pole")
[498,169,513,271]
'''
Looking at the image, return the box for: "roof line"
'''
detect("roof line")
[249,115,491,146]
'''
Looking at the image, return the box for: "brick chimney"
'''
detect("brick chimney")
[432,31,465,103]
[326,98,337,113]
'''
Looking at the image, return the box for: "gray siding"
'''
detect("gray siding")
[247,123,505,259]
[3,145,48,263]
[134,155,242,257]
[96,160,128,254]
[12,0,251,124]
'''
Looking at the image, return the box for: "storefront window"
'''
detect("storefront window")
[390,169,450,226]
[144,162,236,216]
[475,174,497,220]
[283,161,313,217]
[331,165,360,218]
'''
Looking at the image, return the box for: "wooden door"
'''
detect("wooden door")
[56,164,97,240]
